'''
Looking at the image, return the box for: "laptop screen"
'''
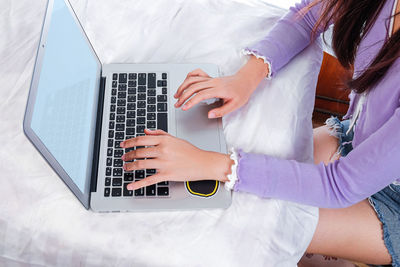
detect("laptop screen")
[30,0,100,194]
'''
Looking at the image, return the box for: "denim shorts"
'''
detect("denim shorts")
[326,117,400,267]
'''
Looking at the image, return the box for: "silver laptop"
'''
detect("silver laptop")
[23,0,231,212]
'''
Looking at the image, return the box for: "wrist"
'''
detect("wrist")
[236,56,270,89]
[205,152,234,182]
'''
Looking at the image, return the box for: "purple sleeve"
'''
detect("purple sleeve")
[234,105,400,208]
[245,0,328,77]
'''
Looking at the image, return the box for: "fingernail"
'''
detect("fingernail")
[128,185,134,190]
[208,112,216,119]
[123,164,127,171]
[182,105,187,110]
[122,154,126,161]
[120,142,125,148]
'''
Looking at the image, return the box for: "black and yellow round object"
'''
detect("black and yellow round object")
[186,180,219,197]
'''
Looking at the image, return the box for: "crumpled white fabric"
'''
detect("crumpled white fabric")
[0,0,322,266]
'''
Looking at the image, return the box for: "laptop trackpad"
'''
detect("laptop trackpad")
[174,102,222,152]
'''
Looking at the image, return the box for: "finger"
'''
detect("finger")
[122,147,159,162]
[121,135,161,148]
[127,174,164,190]
[208,100,237,119]
[180,89,216,111]
[174,76,211,99]
[175,80,216,108]
[144,128,169,136]
[123,158,161,171]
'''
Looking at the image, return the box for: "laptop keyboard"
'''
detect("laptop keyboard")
[104,72,169,198]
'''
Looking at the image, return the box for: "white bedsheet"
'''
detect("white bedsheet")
[0,0,322,266]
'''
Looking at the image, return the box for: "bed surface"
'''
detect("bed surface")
[0,0,322,266]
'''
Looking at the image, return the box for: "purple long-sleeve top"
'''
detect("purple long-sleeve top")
[234,0,400,208]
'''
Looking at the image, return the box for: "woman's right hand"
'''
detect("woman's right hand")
[174,56,270,119]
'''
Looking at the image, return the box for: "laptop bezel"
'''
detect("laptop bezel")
[23,0,103,209]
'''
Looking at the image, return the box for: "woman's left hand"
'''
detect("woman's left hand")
[120,129,233,191]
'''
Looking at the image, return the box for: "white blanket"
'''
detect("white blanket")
[0,0,322,266]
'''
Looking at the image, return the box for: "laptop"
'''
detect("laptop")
[23,0,231,212]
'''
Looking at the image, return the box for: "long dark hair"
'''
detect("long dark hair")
[306,0,400,93]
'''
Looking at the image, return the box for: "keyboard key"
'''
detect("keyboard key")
[124,183,134,196]
[127,103,136,110]
[148,73,156,88]
[110,105,116,112]
[128,80,136,87]
[128,88,136,94]
[111,96,116,104]
[126,127,135,136]
[118,84,127,91]
[109,121,115,129]
[114,159,123,167]
[118,92,126,98]
[148,97,156,104]
[108,130,114,138]
[125,147,135,153]
[137,117,145,125]
[129,73,137,80]
[157,95,167,102]
[148,89,156,96]
[138,86,146,93]
[147,169,156,175]
[138,93,146,101]
[157,80,163,87]
[138,101,146,108]
[128,95,136,102]
[113,178,122,186]
[116,123,125,132]
[134,187,144,196]
[111,89,117,96]
[147,121,156,129]
[157,103,167,112]
[116,115,125,122]
[162,73,167,79]
[117,99,126,106]
[106,158,112,166]
[157,113,168,132]
[117,107,126,114]
[119,73,127,83]
[158,181,169,186]
[135,170,145,179]
[115,132,125,140]
[105,177,111,186]
[162,87,167,94]
[105,167,112,176]
[147,113,156,120]
[108,139,113,147]
[127,111,136,118]
[127,119,135,127]
[113,73,118,80]
[114,149,123,157]
[107,148,113,156]
[137,109,146,116]
[138,73,146,85]
[104,187,110,197]
[110,113,115,121]
[157,187,169,196]
[124,173,134,181]
[115,140,122,149]
[162,80,167,87]
[137,126,145,134]
[113,168,123,176]
[112,188,122,197]
[146,185,156,196]
[126,135,135,140]
[112,81,117,88]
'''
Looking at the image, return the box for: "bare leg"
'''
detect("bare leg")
[300,126,392,265]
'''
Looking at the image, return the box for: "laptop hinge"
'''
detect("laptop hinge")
[90,75,106,193]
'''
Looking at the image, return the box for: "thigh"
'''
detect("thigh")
[307,199,392,265]
[313,125,340,165]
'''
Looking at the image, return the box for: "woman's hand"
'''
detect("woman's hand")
[120,129,233,191]
[174,56,270,119]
